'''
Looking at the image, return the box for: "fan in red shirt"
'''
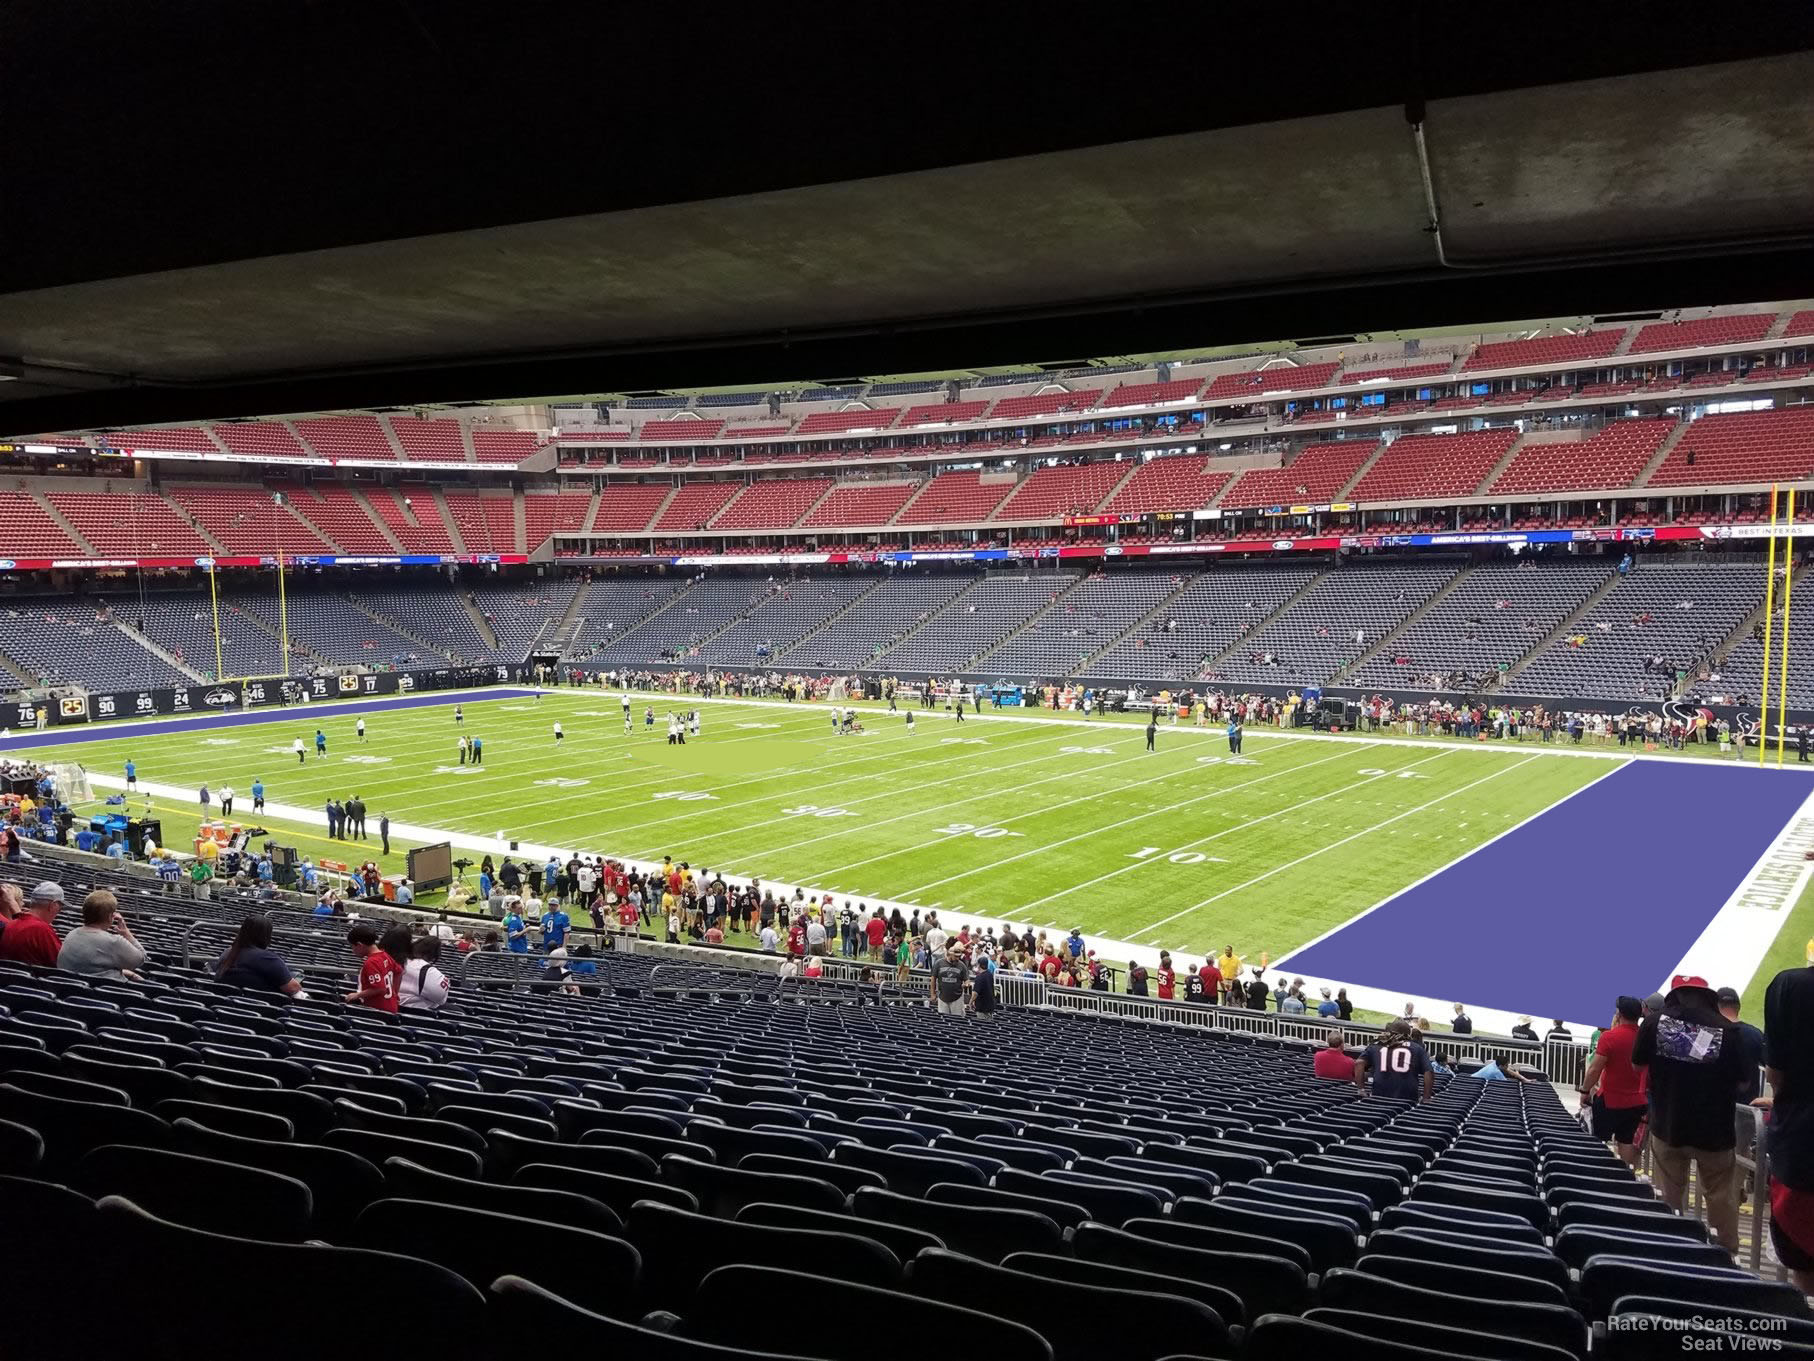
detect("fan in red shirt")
[1038,950,1064,981]
[787,920,807,958]
[1156,953,1177,1001]
[1579,995,1649,1164]
[344,923,401,1013]
[865,914,887,956]
[1198,958,1223,1000]
[0,881,64,967]
[1313,1032,1356,1080]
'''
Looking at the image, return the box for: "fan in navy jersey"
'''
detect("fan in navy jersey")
[1355,1020,1433,1103]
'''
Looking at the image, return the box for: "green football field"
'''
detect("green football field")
[7,688,1612,973]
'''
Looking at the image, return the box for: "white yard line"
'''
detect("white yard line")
[890,743,1378,898]
[1131,754,1543,939]
[588,687,1810,772]
[793,741,1360,883]
[1666,782,1814,999]
[1258,758,1633,1031]
[1021,747,1459,911]
[597,728,1134,847]
[705,734,1171,866]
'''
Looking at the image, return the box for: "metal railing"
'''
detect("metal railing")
[1037,985,1591,1082]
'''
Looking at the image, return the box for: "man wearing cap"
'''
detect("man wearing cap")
[1578,996,1648,1167]
[0,881,65,967]
[1631,974,1752,1249]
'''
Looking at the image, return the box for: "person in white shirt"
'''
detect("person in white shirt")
[429,914,456,942]
[292,737,305,764]
[398,937,450,1011]
[805,915,828,956]
[925,922,948,957]
[356,717,367,743]
[576,862,598,898]
[141,834,158,859]
[553,721,564,743]
[219,785,235,817]
[759,924,779,952]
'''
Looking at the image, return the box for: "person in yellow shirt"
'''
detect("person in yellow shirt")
[1216,946,1241,1000]
[196,837,220,864]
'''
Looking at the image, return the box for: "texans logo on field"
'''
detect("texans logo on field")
[203,688,236,707]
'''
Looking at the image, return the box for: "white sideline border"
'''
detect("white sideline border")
[76,684,1814,1029]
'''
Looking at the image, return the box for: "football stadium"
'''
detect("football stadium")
[2,12,1814,1357]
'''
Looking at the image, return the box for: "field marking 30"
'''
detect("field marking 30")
[693,730,1278,871]
[605,727,1142,851]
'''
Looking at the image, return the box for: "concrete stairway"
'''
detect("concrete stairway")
[350,489,405,552]
[1333,565,1473,683]
[1200,567,1334,674]
[1634,422,1692,488]
[1066,571,1206,675]
[31,493,95,554]
[1496,568,1623,688]
[114,621,207,683]
[461,591,501,651]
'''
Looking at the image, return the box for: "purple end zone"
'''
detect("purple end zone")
[0,688,543,754]
[1284,760,1814,1024]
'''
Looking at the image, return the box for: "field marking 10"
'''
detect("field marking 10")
[1127,846,1228,866]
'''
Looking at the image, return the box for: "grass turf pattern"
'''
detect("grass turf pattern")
[7,690,1610,973]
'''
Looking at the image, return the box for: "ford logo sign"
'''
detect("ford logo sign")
[0,561,15,570]
[193,557,215,569]
[1272,540,1294,552]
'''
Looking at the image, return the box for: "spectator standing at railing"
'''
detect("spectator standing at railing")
[1631,974,1751,1251]
[1578,996,1647,1168]
[1155,953,1176,1001]
[1716,987,1764,1104]
[1245,967,1269,1010]
[1216,945,1241,1001]
[1197,956,1222,1003]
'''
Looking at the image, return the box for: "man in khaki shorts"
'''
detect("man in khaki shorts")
[1632,973,1753,1249]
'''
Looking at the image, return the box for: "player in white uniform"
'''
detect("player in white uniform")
[356,717,367,743]
[553,721,564,743]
